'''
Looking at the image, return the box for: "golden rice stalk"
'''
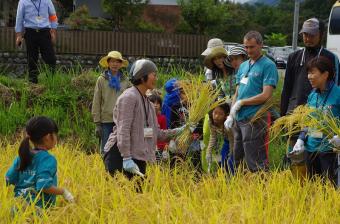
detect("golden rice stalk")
[176,78,226,153]
[250,97,275,124]
[270,105,316,141]
[270,104,339,141]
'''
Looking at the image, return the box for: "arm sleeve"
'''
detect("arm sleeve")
[35,156,57,190]
[207,124,217,156]
[91,78,102,123]
[48,0,58,29]
[280,54,294,116]
[116,94,136,158]
[5,158,20,185]
[15,1,25,33]
[263,62,279,87]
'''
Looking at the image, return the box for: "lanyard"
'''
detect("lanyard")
[245,55,263,78]
[30,0,42,16]
[135,87,150,127]
[316,82,334,109]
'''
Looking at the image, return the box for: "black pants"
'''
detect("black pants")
[103,143,146,179]
[304,150,337,186]
[24,28,56,83]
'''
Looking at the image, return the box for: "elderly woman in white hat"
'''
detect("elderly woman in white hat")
[91,51,129,156]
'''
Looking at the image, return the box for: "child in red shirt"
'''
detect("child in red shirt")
[148,94,168,161]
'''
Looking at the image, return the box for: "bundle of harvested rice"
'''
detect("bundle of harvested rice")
[176,78,226,152]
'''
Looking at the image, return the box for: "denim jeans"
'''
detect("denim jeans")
[100,123,114,156]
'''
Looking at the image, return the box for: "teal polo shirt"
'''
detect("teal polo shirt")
[6,150,58,208]
[305,82,340,152]
[235,56,278,121]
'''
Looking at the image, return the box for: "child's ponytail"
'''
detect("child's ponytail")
[17,136,32,171]
[16,116,59,172]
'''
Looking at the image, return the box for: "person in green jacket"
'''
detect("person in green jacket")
[91,51,129,156]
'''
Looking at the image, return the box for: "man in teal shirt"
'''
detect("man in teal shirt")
[225,31,278,172]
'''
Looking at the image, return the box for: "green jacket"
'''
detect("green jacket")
[91,73,130,123]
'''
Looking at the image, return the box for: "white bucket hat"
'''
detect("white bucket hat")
[201,38,224,56]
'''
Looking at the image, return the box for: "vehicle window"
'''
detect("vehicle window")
[330,7,340,35]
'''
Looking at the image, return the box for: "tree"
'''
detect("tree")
[264,33,287,46]
[101,0,148,31]
[178,0,226,35]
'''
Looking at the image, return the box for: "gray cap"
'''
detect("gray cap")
[129,59,157,81]
[299,18,320,35]
[228,45,247,56]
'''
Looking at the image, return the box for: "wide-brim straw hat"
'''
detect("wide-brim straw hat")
[204,47,228,69]
[99,51,129,68]
[201,38,224,56]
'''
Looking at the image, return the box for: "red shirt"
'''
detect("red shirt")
[157,114,167,150]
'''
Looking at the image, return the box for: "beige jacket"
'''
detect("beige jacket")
[91,73,129,123]
[104,87,177,162]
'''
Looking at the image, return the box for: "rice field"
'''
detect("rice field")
[1,141,340,223]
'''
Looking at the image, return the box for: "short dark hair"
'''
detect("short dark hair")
[131,74,148,85]
[148,94,162,105]
[307,56,335,81]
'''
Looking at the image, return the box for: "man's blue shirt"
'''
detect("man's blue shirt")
[15,0,58,33]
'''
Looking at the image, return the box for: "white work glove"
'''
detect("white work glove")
[173,123,196,134]
[224,116,234,130]
[63,189,75,203]
[329,135,340,148]
[162,150,169,160]
[230,100,243,118]
[289,139,305,156]
[123,157,140,174]
[168,140,177,153]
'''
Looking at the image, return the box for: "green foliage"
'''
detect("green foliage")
[135,20,165,33]
[264,33,287,46]
[64,5,111,30]
[102,0,148,31]
[178,0,226,35]
[0,68,98,152]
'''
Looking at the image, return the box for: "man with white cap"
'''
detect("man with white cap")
[103,59,188,179]
[280,18,340,178]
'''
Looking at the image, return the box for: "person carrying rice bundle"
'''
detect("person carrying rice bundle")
[289,56,340,186]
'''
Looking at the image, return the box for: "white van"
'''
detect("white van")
[327,0,340,58]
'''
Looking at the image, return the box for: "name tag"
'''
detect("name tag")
[240,77,249,85]
[36,16,43,22]
[144,127,153,138]
[310,130,323,139]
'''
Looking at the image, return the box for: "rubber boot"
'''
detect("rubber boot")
[290,164,307,180]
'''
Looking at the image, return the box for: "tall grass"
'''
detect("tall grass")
[1,141,340,223]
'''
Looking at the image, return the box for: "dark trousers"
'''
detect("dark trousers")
[99,122,115,156]
[24,28,56,83]
[103,143,146,179]
[233,118,268,172]
[304,150,337,186]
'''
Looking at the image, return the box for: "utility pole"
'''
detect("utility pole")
[292,0,300,50]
